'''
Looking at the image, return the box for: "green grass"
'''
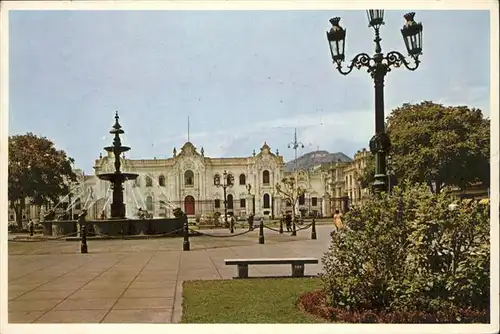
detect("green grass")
[181,277,324,323]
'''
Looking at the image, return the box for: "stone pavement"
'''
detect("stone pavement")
[8,225,333,324]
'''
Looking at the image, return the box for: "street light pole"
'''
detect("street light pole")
[288,128,305,172]
[326,11,423,195]
[215,170,234,233]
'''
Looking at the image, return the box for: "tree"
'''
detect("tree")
[356,102,489,194]
[387,101,489,193]
[275,174,306,222]
[8,133,76,228]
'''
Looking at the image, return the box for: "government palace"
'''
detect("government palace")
[11,140,371,223]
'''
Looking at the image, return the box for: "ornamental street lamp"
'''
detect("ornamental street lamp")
[215,170,235,233]
[288,128,304,172]
[326,11,423,195]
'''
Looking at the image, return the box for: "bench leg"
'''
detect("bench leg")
[237,264,249,278]
[291,264,305,277]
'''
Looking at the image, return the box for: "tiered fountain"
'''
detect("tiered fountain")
[44,112,186,237]
[97,111,139,219]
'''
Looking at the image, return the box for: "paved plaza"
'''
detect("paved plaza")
[8,225,332,324]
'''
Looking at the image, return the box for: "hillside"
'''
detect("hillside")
[284,150,352,172]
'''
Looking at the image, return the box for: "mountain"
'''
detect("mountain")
[284,150,352,172]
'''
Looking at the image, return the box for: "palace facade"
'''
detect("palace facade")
[8,141,373,224]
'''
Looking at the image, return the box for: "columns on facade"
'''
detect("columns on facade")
[322,193,331,217]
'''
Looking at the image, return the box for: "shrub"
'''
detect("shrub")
[320,182,489,321]
[173,208,184,218]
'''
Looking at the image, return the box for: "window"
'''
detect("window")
[227,194,234,209]
[240,198,246,208]
[145,176,153,187]
[263,194,270,208]
[146,196,153,211]
[214,199,221,209]
[298,193,305,205]
[286,199,292,207]
[158,175,166,187]
[214,174,220,185]
[184,170,194,186]
[75,198,81,210]
[239,174,246,185]
[263,170,270,185]
[227,173,234,186]
[311,197,318,206]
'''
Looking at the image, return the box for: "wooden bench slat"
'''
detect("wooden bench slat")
[225,258,318,265]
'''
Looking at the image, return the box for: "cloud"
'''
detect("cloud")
[177,108,374,159]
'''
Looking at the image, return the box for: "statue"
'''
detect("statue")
[173,147,177,158]
[246,183,252,195]
[201,147,204,157]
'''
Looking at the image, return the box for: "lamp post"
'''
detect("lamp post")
[326,11,423,195]
[215,170,234,233]
[288,128,304,172]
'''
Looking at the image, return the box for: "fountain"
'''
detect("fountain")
[97,111,139,219]
[41,111,186,238]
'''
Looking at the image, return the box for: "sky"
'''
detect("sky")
[8,9,491,174]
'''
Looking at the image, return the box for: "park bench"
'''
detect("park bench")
[224,258,318,278]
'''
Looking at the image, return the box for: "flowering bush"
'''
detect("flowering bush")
[320,182,489,322]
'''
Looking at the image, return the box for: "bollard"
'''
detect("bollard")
[183,218,190,251]
[279,219,283,234]
[291,217,297,236]
[311,218,317,240]
[78,210,88,254]
[29,223,34,237]
[80,223,88,253]
[230,219,234,234]
[258,220,265,244]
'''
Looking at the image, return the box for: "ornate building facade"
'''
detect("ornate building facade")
[8,142,371,224]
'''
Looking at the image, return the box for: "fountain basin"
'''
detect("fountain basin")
[43,216,185,237]
[97,172,138,182]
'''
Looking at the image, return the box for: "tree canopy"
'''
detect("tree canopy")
[8,133,77,225]
[360,101,490,193]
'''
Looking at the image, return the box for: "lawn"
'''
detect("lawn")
[181,277,324,323]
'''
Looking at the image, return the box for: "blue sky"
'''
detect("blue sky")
[9,10,490,174]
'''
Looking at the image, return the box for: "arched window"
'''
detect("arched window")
[145,176,153,187]
[227,173,234,186]
[299,193,305,205]
[158,175,166,187]
[240,198,246,208]
[227,194,234,209]
[263,194,270,208]
[214,174,221,185]
[146,196,153,211]
[262,170,270,185]
[239,174,246,185]
[214,199,221,209]
[185,170,194,186]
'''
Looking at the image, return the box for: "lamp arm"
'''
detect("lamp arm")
[335,53,372,76]
[385,51,420,71]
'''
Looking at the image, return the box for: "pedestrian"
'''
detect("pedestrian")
[28,219,34,236]
[230,214,235,231]
[285,213,292,232]
[248,213,254,231]
[333,209,343,231]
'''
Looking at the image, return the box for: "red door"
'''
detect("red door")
[184,196,195,215]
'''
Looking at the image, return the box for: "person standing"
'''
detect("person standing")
[333,209,343,231]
